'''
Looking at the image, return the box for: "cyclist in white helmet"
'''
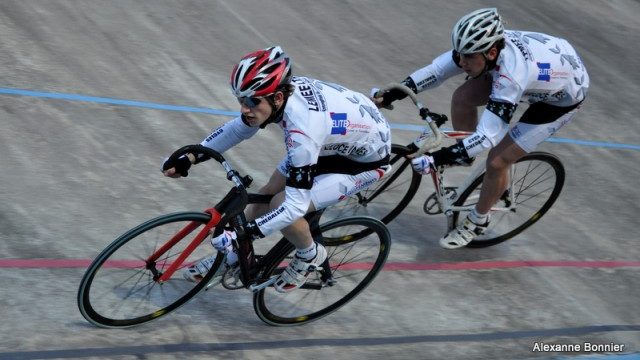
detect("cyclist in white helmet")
[373,8,589,249]
[163,46,391,292]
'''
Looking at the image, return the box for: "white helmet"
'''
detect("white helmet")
[452,8,504,54]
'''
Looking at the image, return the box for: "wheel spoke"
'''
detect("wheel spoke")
[454,153,564,247]
[254,217,390,325]
[78,212,217,327]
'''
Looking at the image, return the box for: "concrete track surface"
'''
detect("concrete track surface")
[1,1,639,359]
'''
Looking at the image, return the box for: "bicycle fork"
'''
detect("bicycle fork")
[146,208,222,283]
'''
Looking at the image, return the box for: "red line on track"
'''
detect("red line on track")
[0,259,639,270]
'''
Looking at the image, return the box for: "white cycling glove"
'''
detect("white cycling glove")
[411,155,435,175]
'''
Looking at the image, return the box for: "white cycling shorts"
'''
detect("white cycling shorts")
[309,168,387,210]
[509,106,580,153]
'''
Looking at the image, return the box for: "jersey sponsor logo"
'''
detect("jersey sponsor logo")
[338,177,378,201]
[463,134,485,153]
[537,63,552,81]
[204,127,223,142]
[524,89,568,103]
[323,142,369,156]
[416,75,437,89]
[349,123,372,131]
[330,112,349,135]
[256,207,286,227]
[299,84,320,111]
[293,77,326,111]
[506,32,533,61]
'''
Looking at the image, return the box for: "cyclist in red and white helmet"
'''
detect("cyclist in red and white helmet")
[163,46,391,292]
[373,8,589,249]
[229,46,292,128]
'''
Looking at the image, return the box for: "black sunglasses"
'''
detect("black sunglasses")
[237,96,263,108]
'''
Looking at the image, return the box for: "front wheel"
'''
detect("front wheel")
[453,152,565,247]
[77,212,224,328]
[253,216,391,326]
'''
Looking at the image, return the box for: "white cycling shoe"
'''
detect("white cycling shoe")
[274,243,327,293]
[182,253,240,283]
[183,230,238,282]
[439,216,489,249]
[183,255,217,282]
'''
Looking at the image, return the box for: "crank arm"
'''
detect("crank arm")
[249,276,278,293]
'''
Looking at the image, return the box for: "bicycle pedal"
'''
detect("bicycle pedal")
[423,194,442,214]
[249,276,278,293]
[323,277,337,287]
[423,187,458,215]
[500,189,512,207]
[221,266,243,290]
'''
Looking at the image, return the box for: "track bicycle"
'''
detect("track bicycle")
[77,145,391,327]
[323,83,565,247]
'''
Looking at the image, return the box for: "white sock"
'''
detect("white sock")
[295,243,317,260]
[469,208,489,224]
[225,249,238,266]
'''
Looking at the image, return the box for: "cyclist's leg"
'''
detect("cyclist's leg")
[185,167,287,282]
[450,73,492,131]
[278,168,386,249]
[478,103,581,215]
[274,169,385,292]
[268,190,324,293]
[245,168,286,221]
[441,102,581,249]
[270,191,315,249]
[476,136,527,214]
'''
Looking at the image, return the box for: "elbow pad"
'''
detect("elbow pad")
[286,164,317,190]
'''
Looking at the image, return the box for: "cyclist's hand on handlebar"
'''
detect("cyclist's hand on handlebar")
[411,154,435,175]
[162,153,195,178]
[369,87,389,109]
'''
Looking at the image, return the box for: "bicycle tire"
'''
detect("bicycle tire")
[452,152,565,247]
[77,212,224,328]
[253,216,391,326]
[320,144,421,225]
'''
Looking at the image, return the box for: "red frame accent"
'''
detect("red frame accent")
[145,208,222,282]
[443,130,473,140]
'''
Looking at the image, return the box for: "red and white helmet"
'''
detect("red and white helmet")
[230,46,291,98]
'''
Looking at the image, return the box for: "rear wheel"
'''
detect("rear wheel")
[77,212,223,327]
[253,216,391,325]
[453,152,565,247]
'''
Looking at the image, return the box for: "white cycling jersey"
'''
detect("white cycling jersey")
[408,30,589,157]
[410,30,589,106]
[201,76,391,236]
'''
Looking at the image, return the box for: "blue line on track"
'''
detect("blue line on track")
[0,87,238,117]
[2,86,639,151]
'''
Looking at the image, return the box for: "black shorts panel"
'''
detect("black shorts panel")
[520,101,581,125]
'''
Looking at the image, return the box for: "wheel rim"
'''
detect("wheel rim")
[254,217,390,325]
[78,213,219,327]
[456,154,564,246]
